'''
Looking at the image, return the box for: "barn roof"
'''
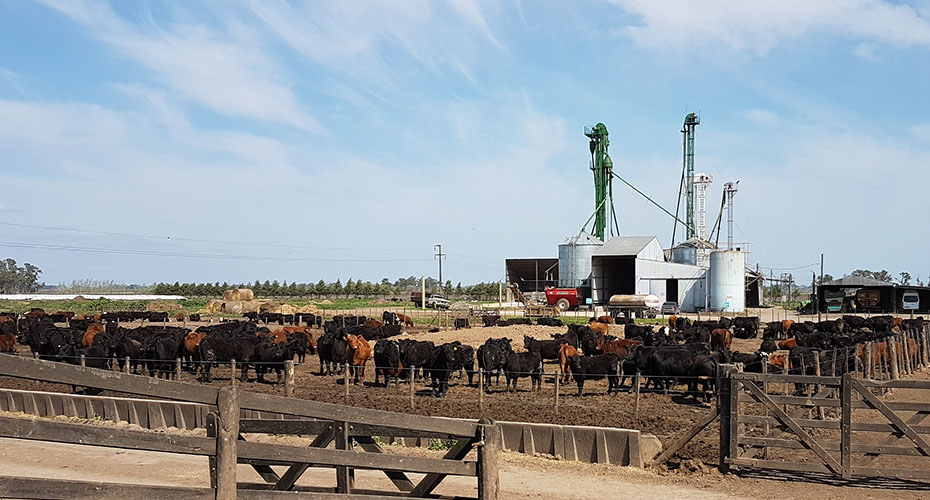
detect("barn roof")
[822,276,893,287]
[593,236,659,257]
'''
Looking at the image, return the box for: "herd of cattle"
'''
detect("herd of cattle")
[0,308,925,400]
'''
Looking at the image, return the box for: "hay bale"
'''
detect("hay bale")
[296,304,321,315]
[146,299,183,313]
[237,288,254,301]
[259,301,283,314]
[204,300,224,313]
[223,301,244,314]
[224,288,254,301]
[240,300,263,313]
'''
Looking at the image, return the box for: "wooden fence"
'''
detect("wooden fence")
[0,355,500,499]
[720,371,930,481]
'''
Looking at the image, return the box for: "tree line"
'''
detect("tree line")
[151,277,503,300]
[0,259,42,293]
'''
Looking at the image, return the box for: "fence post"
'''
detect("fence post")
[79,354,85,367]
[554,368,560,412]
[410,367,416,410]
[284,360,295,398]
[478,368,484,412]
[123,356,131,374]
[175,358,182,379]
[718,364,740,474]
[840,372,852,479]
[231,359,237,386]
[812,351,823,419]
[335,421,353,493]
[762,357,769,460]
[865,343,873,379]
[633,372,641,423]
[215,386,239,500]
[477,419,500,500]
[900,334,910,376]
[889,341,900,380]
[923,327,929,368]
[344,362,350,405]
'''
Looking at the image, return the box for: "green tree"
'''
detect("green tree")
[898,272,912,285]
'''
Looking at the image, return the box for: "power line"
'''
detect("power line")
[0,240,433,263]
[0,221,423,254]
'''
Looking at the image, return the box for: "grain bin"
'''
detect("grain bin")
[708,250,746,312]
[558,231,603,288]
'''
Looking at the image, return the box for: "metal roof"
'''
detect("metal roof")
[822,276,893,287]
[592,236,659,257]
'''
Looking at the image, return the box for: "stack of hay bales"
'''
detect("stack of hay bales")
[146,299,183,313]
[223,288,255,302]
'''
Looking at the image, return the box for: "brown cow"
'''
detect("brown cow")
[768,353,787,371]
[0,333,16,353]
[82,323,105,348]
[778,338,797,350]
[595,315,615,325]
[588,320,609,336]
[364,319,384,328]
[267,329,289,344]
[24,308,46,318]
[668,315,678,330]
[597,338,641,358]
[710,328,732,350]
[184,331,209,355]
[396,314,414,327]
[56,311,75,321]
[781,320,794,336]
[892,317,904,329]
[346,334,372,384]
[558,344,579,383]
[176,312,185,321]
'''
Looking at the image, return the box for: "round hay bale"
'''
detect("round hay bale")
[205,300,224,313]
[315,299,332,305]
[240,300,263,313]
[223,290,236,301]
[259,301,283,314]
[296,304,321,315]
[237,288,254,301]
[223,301,244,314]
[146,299,183,313]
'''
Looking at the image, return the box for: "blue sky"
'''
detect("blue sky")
[1,0,929,286]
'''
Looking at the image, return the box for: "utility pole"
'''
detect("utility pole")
[434,244,445,292]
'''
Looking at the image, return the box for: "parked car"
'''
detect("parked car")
[660,301,680,315]
[426,295,452,309]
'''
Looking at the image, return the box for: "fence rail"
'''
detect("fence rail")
[0,355,500,499]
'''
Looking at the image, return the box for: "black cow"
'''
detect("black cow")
[253,338,290,383]
[477,338,512,388]
[536,317,564,327]
[569,353,621,396]
[733,317,760,339]
[382,311,399,326]
[428,343,457,397]
[446,342,475,385]
[645,346,699,393]
[842,315,867,331]
[454,318,470,330]
[189,313,201,322]
[374,339,403,387]
[523,335,562,361]
[398,339,434,382]
[623,324,655,340]
[503,351,542,392]
[482,314,501,327]
[317,330,348,376]
[197,336,260,382]
[759,338,778,354]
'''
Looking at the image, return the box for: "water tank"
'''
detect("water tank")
[558,232,603,288]
[709,250,746,312]
[670,245,697,265]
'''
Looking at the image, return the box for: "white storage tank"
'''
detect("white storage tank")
[709,250,746,312]
[558,232,603,288]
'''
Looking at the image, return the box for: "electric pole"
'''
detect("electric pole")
[434,244,445,292]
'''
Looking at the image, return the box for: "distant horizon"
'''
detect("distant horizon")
[2,2,929,284]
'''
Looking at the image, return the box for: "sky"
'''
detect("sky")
[1,0,929,286]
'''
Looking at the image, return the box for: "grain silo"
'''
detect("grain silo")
[558,231,603,288]
[708,250,747,312]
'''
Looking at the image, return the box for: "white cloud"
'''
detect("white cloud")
[36,0,321,132]
[611,0,930,54]
[745,109,779,126]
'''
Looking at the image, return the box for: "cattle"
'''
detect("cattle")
[379,324,403,339]
[477,338,512,388]
[454,318,470,330]
[623,324,654,340]
[759,338,778,354]
[866,316,894,333]
[645,346,699,393]
[788,321,815,336]
[317,330,348,376]
[550,329,579,348]
[675,316,692,330]
[788,346,823,394]
[569,353,620,396]
[482,314,501,327]
[595,315,614,325]
[176,312,185,322]
[815,319,845,334]
[689,351,730,400]
[536,317,563,327]
[253,338,290,383]
[382,311,399,326]
[81,323,105,348]
[557,344,579,383]
[668,315,678,330]
[286,332,310,363]
[523,335,562,361]
[428,343,457,397]
[733,317,760,339]
[374,339,403,387]
[347,325,382,341]
[197,336,260,382]
[710,328,732,351]
[0,332,15,353]
[345,334,371,385]
[398,339,434,382]
[902,317,924,332]
[842,315,867,331]
[596,338,640,358]
[395,314,414,327]
[504,351,542,392]
[501,318,532,326]
[587,321,610,336]
[718,317,733,329]
[364,319,384,328]
[189,313,201,322]
[446,342,475,385]
[183,331,209,370]
[778,338,797,349]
